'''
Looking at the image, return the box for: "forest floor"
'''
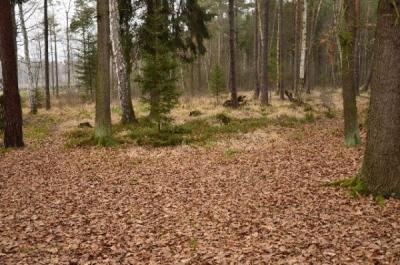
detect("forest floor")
[1,91,400,264]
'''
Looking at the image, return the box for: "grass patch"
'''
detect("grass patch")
[327,176,386,206]
[224,148,239,159]
[65,128,119,147]
[24,114,60,142]
[324,109,336,119]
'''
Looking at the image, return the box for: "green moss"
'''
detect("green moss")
[345,130,362,147]
[66,128,118,147]
[328,176,387,206]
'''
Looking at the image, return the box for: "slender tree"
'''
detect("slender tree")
[18,2,37,114]
[339,0,361,146]
[0,0,24,148]
[110,0,137,124]
[253,0,261,99]
[361,0,400,196]
[44,0,51,109]
[278,0,284,100]
[95,0,112,142]
[260,0,270,105]
[228,0,239,108]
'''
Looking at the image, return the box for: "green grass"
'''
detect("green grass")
[24,114,60,142]
[327,176,386,206]
[65,128,119,147]
[66,112,314,148]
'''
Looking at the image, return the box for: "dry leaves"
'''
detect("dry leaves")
[0,119,399,264]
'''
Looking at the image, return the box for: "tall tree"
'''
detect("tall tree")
[44,0,51,109]
[0,0,24,148]
[278,0,284,100]
[110,0,136,124]
[95,0,112,142]
[228,0,239,108]
[253,0,261,99]
[361,0,400,196]
[18,2,37,114]
[339,0,361,146]
[260,0,270,105]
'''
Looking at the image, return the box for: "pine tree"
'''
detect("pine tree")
[209,64,226,104]
[137,3,179,127]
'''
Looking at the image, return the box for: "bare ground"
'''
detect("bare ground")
[1,96,399,264]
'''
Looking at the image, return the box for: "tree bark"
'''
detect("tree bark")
[18,3,37,114]
[260,0,270,106]
[110,0,137,124]
[278,0,285,100]
[44,0,51,110]
[53,22,59,97]
[0,0,24,148]
[95,0,112,141]
[228,0,238,108]
[253,0,260,99]
[339,0,361,146]
[361,0,400,196]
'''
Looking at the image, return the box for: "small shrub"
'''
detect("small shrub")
[324,109,336,119]
[303,104,313,112]
[304,112,316,123]
[216,113,231,125]
[189,110,202,117]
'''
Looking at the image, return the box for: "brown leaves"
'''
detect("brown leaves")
[0,119,399,264]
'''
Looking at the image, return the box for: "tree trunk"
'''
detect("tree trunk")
[44,0,51,110]
[354,0,361,96]
[110,0,137,124]
[339,0,361,146]
[361,0,400,197]
[18,3,37,114]
[228,0,238,108]
[0,0,24,148]
[298,0,307,97]
[53,22,59,97]
[95,0,112,141]
[278,0,284,100]
[260,0,270,106]
[66,11,71,90]
[253,0,260,99]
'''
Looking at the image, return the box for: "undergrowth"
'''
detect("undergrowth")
[66,112,317,148]
[327,176,386,207]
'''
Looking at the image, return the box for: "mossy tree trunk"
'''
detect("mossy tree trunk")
[95,0,112,142]
[0,0,24,148]
[361,0,400,197]
[339,0,361,147]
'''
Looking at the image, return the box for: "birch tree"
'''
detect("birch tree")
[110,0,137,124]
[18,2,37,114]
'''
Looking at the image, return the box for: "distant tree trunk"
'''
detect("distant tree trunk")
[278,0,284,100]
[354,0,361,96]
[18,3,37,114]
[253,0,260,99]
[293,0,302,94]
[228,0,238,108]
[95,0,112,141]
[298,0,307,96]
[53,22,59,97]
[361,0,400,196]
[44,0,51,110]
[66,10,71,90]
[50,29,55,95]
[260,0,270,106]
[339,0,361,146]
[110,0,137,124]
[0,0,24,148]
